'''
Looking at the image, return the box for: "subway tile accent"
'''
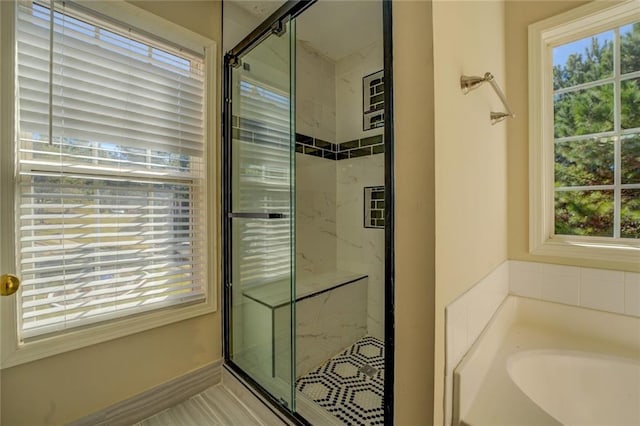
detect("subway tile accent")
[340,139,360,150]
[350,147,373,158]
[314,138,333,150]
[293,131,386,160]
[232,116,384,161]
[360,135,383,146]
[364,186,385,229]
[322,151,337,160]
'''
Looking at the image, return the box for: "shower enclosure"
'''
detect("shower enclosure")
[223,1,393,423]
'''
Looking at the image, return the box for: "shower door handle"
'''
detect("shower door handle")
[228,212,289,219]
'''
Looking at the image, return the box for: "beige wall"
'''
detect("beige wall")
[505,0,639,273]
[392,1,436,424]
[432,1,508,423]
[2,316,220,425]
[1,1,223,424]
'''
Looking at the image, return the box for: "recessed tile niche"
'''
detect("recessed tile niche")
[364,186,385,229]
[363,70,384,131]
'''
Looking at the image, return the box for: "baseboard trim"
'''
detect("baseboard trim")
[70,359,223,426]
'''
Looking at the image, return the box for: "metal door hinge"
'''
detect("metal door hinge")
[271,20,286,37]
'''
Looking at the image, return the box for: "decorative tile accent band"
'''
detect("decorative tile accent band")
[295,133,384,161]
[230,115,383,161]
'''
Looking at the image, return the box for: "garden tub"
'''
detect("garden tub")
[453,296,640,425]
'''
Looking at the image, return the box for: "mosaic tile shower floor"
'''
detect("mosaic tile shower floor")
[296,336,385,426]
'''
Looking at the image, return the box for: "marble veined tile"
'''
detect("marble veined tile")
[296,154,337,275]
[295,277,368,377]
[337,154,385,340]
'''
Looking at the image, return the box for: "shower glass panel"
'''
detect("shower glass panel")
[228,20,296,409]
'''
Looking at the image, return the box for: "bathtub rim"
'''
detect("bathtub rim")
[452,295,640,426]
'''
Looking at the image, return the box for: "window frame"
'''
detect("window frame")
[0,0,218,368]
[528,0,640,264]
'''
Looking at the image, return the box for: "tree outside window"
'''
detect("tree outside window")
[552,22,640,239]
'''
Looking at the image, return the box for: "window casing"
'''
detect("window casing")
[529,1,640,264]
[0,0,216,367]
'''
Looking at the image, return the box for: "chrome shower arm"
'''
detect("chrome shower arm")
[460,72,515,125]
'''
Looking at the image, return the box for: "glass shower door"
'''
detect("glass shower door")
[227,20,296,409]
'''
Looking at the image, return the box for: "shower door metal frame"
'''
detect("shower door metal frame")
[382,1,395,423]
[222,1,396,423]
[222,2,314,424]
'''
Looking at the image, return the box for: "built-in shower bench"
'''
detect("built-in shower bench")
[240,271,368,380]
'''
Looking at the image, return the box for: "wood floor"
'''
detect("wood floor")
[136,384,280,426]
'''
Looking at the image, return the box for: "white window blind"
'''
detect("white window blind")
[234,78,292,286]
[16,0,207,340]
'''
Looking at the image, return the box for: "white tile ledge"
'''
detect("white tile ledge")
[509,260,640,318]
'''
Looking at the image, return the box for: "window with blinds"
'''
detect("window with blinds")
[233,77,292,287]
[15,1,207,340]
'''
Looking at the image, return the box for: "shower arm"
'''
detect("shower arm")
[460,72,515,125]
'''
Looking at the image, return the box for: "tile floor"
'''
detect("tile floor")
[138,337,386,426]
[296,336,385,426]
[136,385,269,426]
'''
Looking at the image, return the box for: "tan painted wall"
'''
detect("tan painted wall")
[392,1,436,424]
[432,1,508,423]
[2,316,220,425]
[0,1,222,425]
[505,0,639,272]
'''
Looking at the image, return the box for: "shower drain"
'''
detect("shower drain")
[359,364,378,377]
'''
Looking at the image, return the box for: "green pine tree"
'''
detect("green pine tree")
[553,25,640,238]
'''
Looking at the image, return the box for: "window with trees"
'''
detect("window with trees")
[553,22,640,239]
[529,2,640,263]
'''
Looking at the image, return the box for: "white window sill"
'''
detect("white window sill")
[531,236,640,265]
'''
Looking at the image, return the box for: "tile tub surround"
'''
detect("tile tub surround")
[510,260,640,317]
[444,261,509,426]
[444,260,639,425]
[453,296,640,425]
[240,271,368,381]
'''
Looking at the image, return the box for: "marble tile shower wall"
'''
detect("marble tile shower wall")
[337,154,385,340]
[296,153,337,275]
